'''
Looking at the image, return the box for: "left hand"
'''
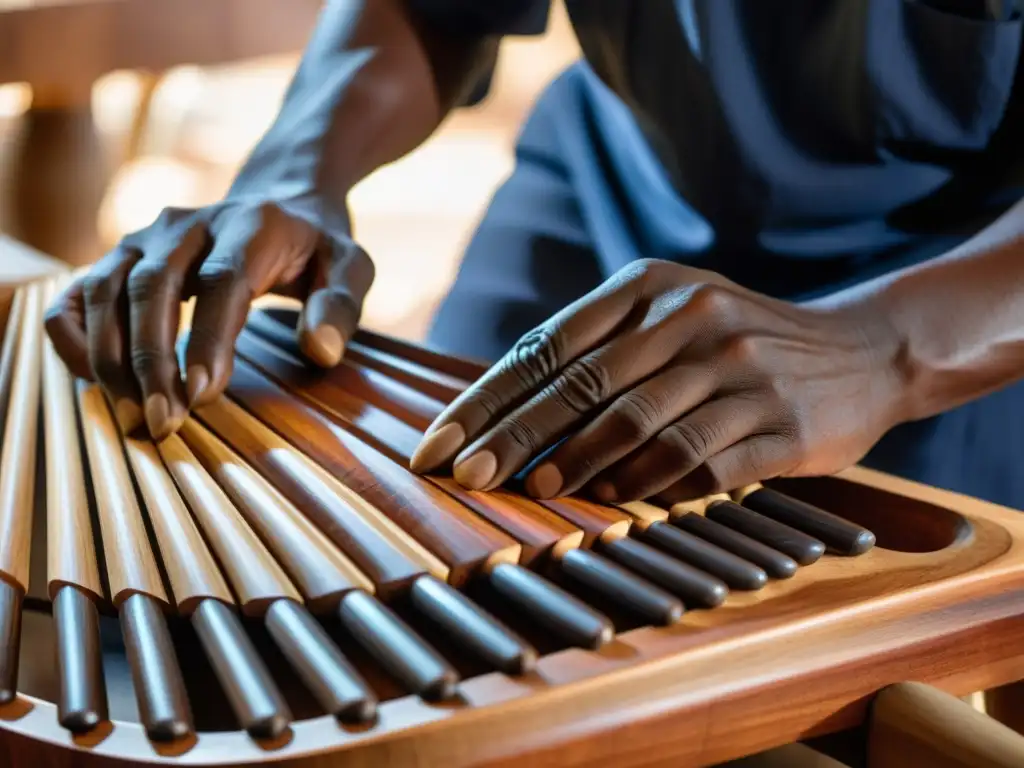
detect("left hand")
[409,259,909,504]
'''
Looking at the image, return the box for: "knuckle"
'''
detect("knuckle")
[723,334,764,367]
[196,263,245,298]
[503,325,562,390]
[551,357,610,413]
[659,420,718,466]
[502,417,541,452]
[126,261,176,304]
[611,390,664,441]
[186,323,221,356]
[687,283,737,323]
[82,274,119,308]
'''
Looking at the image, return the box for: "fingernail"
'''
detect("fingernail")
[302,325,345,367]
[409,422,465,473]
[453,451,498,490]
[526,463,563,498]
[186,365,210,407]
[592,482,618,503]
[144,393,184,441]
[113,398,144,435]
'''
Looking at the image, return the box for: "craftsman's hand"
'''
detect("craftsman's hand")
[410,259,908,504]
[44,198,374,439]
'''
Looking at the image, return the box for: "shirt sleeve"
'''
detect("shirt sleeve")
[406,0,551,37]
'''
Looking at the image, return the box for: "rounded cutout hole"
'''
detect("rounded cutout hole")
[766,476,970,553]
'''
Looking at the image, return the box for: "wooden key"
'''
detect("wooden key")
[264,600,378,723]
[0,579,21,705]
[734,484,876,556]
[245,308,466,404]
[672,512,799,580]
[191,601,292,740]
[621,502,767,591]
[77,381,192,741]
[42,276,107,731]
[175,421,374,610]
[0,286,24,434]
[164,424,451,702]
[705,500,826,566]
[337,590,459,701]
[223,354,520,584]
[192,398,536,675]
[353,327,487,383]
[0,281,44,592]
[127,434,294,739]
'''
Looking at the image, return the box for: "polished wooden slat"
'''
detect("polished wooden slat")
[222,352,521,586]
[76,381,168,605]
[705,501,826,566]
[264,600,378,723]
[42,277,102,601]
[354,327,487,383]
[735,485,876,556]
[673,512,799,580]
[192,395,446,596]
[158,433,301,614]
[52,587,107,733]
[245,309,466,405]
[191,600,292,740]
[540,497,632,548]
[433,480,583,567]
[167,420,453,702]
[124,437,235,612]
[178,418,375,609]
[0,282,44,591]
[0,287,24,436]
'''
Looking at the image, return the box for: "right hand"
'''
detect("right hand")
[44,197,375,439]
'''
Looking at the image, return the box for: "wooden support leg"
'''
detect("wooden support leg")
[984,681,1024,734]
[1,85,109,266]
[868,682,1024,767]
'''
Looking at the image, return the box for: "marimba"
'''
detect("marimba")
[2,266,1024,767]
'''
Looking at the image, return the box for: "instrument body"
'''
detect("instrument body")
[1,241,1024,767]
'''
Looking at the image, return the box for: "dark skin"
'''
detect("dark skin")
[45,1,1024,503]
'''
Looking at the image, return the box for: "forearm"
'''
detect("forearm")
[228,0,495,212]
[819,198,1024,422]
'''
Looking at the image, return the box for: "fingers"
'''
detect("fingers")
[43,277,92,381]
[127,222,208,439]
[655,435,792,505]
[410,273,648,474]
[297,237,374,367]
[588,395,766,503]
[184,205,318,412]
[523,363,718,498]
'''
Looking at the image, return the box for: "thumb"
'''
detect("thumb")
[297,237,375,367]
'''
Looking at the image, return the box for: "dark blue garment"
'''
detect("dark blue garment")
[425,2,1024,508]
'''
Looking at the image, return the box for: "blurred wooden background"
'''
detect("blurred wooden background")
[0,0,579,342]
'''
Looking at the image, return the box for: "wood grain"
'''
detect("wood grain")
[868,682,1024,767]
[539,497,632,547]
[192,395,445,597]
[353,328,488,383]
[177,418,374,610]
[157,432,301,615]
[42,278,102,600]
[221,355,520,586]
[76,381,168,606]
[123,437,234,613]
[0,280,44,590]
